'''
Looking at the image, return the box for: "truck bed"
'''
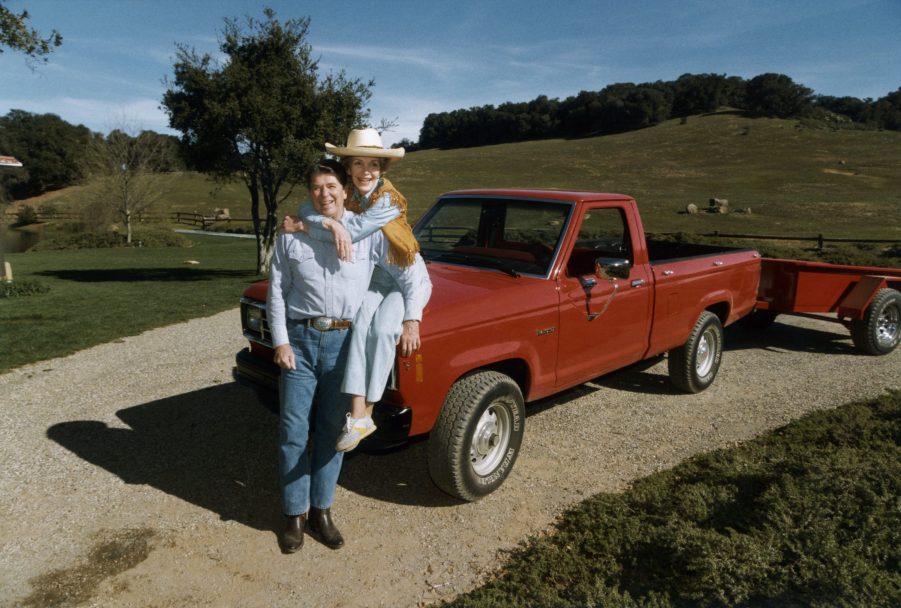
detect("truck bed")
[646,239,754,264]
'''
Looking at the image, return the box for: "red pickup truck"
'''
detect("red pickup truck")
[236,189,900,500]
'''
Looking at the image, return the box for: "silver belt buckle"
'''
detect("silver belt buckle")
[312,317,332,331]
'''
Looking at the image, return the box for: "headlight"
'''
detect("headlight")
[246,306,263,332]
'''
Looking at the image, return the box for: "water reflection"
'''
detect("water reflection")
[0,224,40,253]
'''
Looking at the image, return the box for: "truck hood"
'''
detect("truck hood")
[241,263,549,335]
[421,263,549,334]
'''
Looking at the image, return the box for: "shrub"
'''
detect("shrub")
[0,279,50,298]
[30,226,192,250]
[446,392,901,608]
[12,206,39,227]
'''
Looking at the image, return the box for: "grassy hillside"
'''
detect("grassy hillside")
[392,112,901,239]
[14,111,901,239]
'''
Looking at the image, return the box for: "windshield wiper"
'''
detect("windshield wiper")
[427,251,520,278]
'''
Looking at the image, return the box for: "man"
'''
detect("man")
[267,158,428,553]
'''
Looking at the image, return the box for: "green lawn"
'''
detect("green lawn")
[445,391,901,608]
[0,234,260,372]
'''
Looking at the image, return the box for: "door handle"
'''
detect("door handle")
[662,270,674,276]
[631,279,645,287]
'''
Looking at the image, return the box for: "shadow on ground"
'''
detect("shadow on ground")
[46,381,463,527]
[724,317,855,355]
[47,383,281,531]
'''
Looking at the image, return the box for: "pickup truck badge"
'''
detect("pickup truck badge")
[535,327,556,336]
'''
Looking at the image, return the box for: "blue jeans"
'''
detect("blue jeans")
[278,320,351,516]
[341,266,405,403]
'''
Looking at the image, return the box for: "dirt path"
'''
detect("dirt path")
[1,309,898,607]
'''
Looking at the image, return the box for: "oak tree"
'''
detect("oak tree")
[162,9,372,272]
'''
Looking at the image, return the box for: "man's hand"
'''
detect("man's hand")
[281,215,305,234]
[323,218,353,262]
[273,344,295,370]
[398,320,421,358]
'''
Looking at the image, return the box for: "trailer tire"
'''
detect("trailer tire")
[850,288,901,355]
[668,311,724,393]
[428,371,525,501]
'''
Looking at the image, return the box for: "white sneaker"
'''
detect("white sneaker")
[336,414,376,452]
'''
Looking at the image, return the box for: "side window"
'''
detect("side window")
[568,208,630,276]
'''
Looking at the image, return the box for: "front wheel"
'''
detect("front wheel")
[850,288,901,355]
[428,371,525,501]
[668,311,724,393]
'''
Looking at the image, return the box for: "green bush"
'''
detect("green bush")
[30,226,192,250]
[0,278,50,298]
[446,391,901,608]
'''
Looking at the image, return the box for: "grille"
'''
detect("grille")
[240,298,272,347]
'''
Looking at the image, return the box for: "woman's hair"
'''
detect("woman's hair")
[340,156,391,173]
[306,158,348,188]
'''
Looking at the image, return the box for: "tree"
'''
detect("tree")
[745,73,813,118]
[0,109,91,199]
[0,0,61,61]
[82,125,175,244]
[162,9,372,272]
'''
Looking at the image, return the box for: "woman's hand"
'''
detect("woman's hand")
[323,218,353,262]
[273,344,295,370]
[281,215,305,234]
[398,320,421,357]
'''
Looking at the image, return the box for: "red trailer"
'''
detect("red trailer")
[756,258,901,355]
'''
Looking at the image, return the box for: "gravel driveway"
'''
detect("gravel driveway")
[1,309,898,607]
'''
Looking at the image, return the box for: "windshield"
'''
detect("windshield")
[414,196,572,276]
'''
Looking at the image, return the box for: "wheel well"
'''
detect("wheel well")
[462,359,531,398]
[706,301,730,325]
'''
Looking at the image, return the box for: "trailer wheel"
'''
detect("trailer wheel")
[850,288,901,355]
[428,371,525,501]
[668,311,724,393]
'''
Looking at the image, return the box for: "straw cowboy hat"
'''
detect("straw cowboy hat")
[324,128,405,160]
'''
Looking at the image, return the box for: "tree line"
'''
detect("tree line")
[413,73,901,150]
[0,110,183,205]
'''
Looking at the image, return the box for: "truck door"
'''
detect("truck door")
[556,205,653,387]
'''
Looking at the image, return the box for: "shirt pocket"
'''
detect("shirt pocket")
[339,241,372,281]
[286,240,315,274]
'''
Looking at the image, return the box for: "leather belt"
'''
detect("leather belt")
[299,316,352,331]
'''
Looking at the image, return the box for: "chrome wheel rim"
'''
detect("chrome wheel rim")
[696,328,717,377]
[470,401,512,476]
[876,303,900,347]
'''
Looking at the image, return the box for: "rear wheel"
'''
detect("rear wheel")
[850,288,901,355]
[428,371,525,501]
[668,311,724,393]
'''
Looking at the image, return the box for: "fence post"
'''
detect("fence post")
[817,234,824,251]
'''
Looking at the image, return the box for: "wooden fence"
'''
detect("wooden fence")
[676,231,901,251]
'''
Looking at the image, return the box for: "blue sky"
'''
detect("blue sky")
[2,0,899,146]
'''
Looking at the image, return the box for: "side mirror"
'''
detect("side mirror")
[595,257,631,280]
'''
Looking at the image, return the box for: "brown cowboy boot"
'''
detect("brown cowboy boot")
[279,514,305,553]
[307,507,344,549]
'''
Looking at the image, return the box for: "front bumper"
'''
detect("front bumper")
[234,348,412,450]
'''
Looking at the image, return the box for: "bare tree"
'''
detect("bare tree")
[375,117,399,135]
[83,125,174,244]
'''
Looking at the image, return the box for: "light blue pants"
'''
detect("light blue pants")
[279,320,351,516]
[341,266,405,403]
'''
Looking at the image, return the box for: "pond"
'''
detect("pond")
[0,224,41,253]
